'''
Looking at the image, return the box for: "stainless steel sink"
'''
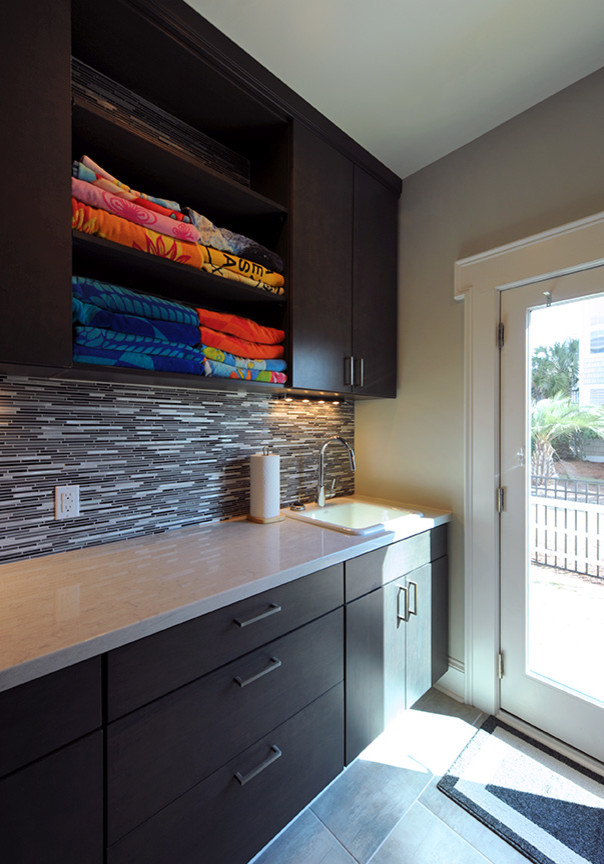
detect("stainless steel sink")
[285,498,423,535]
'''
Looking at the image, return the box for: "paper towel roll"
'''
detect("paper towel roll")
[249,451,283,523]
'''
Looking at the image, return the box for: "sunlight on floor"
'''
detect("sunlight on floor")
[358,703,479,776]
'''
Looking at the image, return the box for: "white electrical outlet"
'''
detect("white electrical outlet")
[55,484,80,519]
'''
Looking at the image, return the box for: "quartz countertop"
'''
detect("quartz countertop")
[0,502,450,692]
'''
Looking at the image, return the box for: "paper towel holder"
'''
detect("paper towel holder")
[247,446,285,525]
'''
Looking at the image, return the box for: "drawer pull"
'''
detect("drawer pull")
[408,580,418,616]
[234,745,282,786]
[233,656,282,688]
[233,602,282,628]
[396,584,409,622]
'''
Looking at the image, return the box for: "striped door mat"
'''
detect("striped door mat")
[437,716,604,864]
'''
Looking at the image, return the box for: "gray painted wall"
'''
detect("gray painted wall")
[356,66,604,664]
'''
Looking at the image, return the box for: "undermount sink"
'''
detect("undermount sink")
[285,498,423,535]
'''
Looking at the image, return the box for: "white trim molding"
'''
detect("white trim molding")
[435,658,465,703]
[454,210,604,716]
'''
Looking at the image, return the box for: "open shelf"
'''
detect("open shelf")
[72,232,286,326]
[72,100,288,230]
[59,362,286,395]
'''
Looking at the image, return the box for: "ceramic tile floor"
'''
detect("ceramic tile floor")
[249,689,532,864]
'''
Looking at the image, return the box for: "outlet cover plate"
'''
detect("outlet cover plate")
[55,485,80,519]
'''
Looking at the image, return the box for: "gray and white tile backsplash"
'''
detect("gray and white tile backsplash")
[0,376,354,563]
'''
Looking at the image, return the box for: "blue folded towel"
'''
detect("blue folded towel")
[73,345,204,376]
[72,275,199,327]
[73,297,201,346]
[73,325,202,361]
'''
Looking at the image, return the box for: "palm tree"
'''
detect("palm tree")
[531,394,604,477]
[531,339,579,401]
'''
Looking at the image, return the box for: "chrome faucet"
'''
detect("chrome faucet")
[317,436,356,507]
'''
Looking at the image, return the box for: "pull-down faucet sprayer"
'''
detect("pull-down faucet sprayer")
[317,436,356,507]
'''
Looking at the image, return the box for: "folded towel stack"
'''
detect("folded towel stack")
[72,275,205,375]
[197,306,287,384]
[71,156,285,296]
[72,276,287,383]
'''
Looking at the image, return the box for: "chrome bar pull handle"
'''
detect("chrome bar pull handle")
[233,603,282,628]
[396,584,409,622]
[408,580,418,616]
[343,356,354,386]
[233,657,282,688]
[354,357,365,388]
[234,745,282,786]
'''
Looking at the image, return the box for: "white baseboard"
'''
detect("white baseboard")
[434,658,465,702]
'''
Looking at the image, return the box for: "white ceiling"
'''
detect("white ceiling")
[185,0,604,179]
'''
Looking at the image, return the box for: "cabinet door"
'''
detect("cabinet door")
[0,732,103,864]
[352,166,399,397]
[0,0,72,369]
[405,556,449,708]
[383,578,407,724]
[345,587,384,763]
[404,563,433,708]
[345,581,407,764]
[290,121,353,392]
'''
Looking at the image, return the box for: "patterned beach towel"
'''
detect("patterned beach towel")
[203,357,286,384]
[72,276,199,327]
[72,297,201,346]
[200,344,286,373]
[72,177,199,243]
[74,325,202,361]
[72,199,285,295]
[73,345,203,376]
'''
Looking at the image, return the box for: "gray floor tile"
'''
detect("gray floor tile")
[419,777,532,863]
[250,809,356,864]
[379,694,482,777]
[311,755,431,863]
[412,687,483,726]
[368,802,492,864]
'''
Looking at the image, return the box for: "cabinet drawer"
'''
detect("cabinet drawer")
[108,683,344,864]
[0,731,103,864]
[345,525,447,601]
[107,563,343,719]
[0,657,102,777]
[107,607,343,843]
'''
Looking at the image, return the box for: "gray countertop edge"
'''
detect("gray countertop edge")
[0,509,450,692]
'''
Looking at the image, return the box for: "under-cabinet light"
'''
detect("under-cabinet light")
[277,394,346,406]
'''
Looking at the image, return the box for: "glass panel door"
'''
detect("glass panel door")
[499,268,604,761]
[528,295,604,704]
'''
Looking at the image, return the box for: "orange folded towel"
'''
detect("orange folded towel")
[200,326,285,360]
[72,198,284,294]
[196,307,284,345]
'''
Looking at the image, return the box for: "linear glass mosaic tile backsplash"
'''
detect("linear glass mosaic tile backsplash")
[0,376,354,563]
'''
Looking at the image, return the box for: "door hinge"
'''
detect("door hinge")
[497,322,505,349]
[498,651,505,679]
[496,486,506,513]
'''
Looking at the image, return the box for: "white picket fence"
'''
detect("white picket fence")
[530,496,604,578]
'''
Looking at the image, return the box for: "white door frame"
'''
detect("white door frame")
[454,210,604,716]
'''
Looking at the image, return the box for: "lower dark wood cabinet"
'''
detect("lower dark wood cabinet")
[345,533,449,764]
[108,684,344,864]
[345,579,407,764]
[107,609,344,843]
[0,732,103,864]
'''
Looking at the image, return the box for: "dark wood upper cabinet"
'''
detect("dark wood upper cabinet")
[290,122,354,393]
[0,0,400,396]
[290,123,399,397]
[0,0,72,369]
[352,166,399,397]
